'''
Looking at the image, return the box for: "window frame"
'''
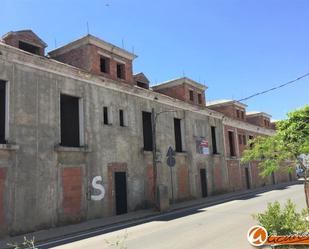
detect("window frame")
[211,126,218,154]
[116,63,126,80]
[174,118,183,152]
[228,131,236,157]
[100,56,110,74]
[60,93,84,147]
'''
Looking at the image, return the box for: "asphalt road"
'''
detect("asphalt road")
[52,183,305,249]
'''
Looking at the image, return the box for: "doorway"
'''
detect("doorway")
[115,172,128,215]
[271,172,276,184]
[245,167,251,189]
[200,169,208,197]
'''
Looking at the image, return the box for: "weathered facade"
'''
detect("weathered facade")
[0,30,295,236]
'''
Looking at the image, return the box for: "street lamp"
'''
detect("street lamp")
[151,107,178,210]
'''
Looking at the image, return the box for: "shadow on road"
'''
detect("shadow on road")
[33,181,303,248]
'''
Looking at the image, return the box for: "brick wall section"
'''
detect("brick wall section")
[178,164,189,199]
[62,167,82,215]
[154,84,205,106]
[3,31,45,56]
[52,44,91,72]
[155,84,186,102]
[208,104,246,121]
[246,115,271,128]
[0,168,5,225]
[227,160,243,191]
[213,157,223,192]
[50,44,134,85]
[147,164,154,203]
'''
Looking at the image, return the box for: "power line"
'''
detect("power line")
[236,72,309,102]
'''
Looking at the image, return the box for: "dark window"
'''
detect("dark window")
[238,134,242,144]
[100,57,110,73]
[241,111,245,120]
[243,135,247,145]
[264,119,267,126]
[228,131,236,156]
[136,81,149,89]
[189,90,194,101]
[119,109,124,127]
[174,118,183,152]
[198,94,202,104]
[117,63,125,79]
[18,41,40,55]
[0,81,6,144]
[211,126,217,154]
[60,94,80,147]
[249,135,254,149]
[103,106,109,125]
[236,110,240,118]
[142,111,153,151]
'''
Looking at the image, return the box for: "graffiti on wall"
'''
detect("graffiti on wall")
[91,176,105,201]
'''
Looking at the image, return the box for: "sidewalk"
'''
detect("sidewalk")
[0,180,300,248]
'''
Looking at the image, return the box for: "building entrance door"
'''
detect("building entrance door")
[200,169,208,197]
[115,172,128,215]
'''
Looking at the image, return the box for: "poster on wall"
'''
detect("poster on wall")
[196,138,209,155]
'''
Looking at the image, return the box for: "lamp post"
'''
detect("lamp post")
[151,107,177,210]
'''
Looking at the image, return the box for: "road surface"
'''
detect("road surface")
[52,183,305,249]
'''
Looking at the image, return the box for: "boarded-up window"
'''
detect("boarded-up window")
[0,81,6,144]
[211,126,217,154]
[174,118,183,152]
[142,111,153,151]
[60,94,80,147]
[228,131,236,156]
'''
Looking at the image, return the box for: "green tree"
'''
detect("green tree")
[241,105,309,207]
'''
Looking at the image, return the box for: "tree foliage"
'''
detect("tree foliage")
[241,105,309,176]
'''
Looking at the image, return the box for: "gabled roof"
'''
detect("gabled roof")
[246,111,272,118]
[48,34,137,61]
[2,30,47,47]
[133,72,150,84]
[152,77,207,91]
[206,99,247,109]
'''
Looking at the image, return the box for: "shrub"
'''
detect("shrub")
[253,200,309,235]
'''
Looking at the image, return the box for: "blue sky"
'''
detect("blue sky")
[1,0,308,120]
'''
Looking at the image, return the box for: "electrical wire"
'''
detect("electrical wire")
[236,72,309,102]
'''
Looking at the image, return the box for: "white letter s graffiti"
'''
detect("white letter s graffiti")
[91,176,105,201]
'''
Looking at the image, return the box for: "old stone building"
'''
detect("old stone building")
[0,30,295,236]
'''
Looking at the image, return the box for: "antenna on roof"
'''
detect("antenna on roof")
[54,38,57,49]
[182,70,186,77]
[121,38,125,49]
[132,46,135,55]
[86,22,90,35]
